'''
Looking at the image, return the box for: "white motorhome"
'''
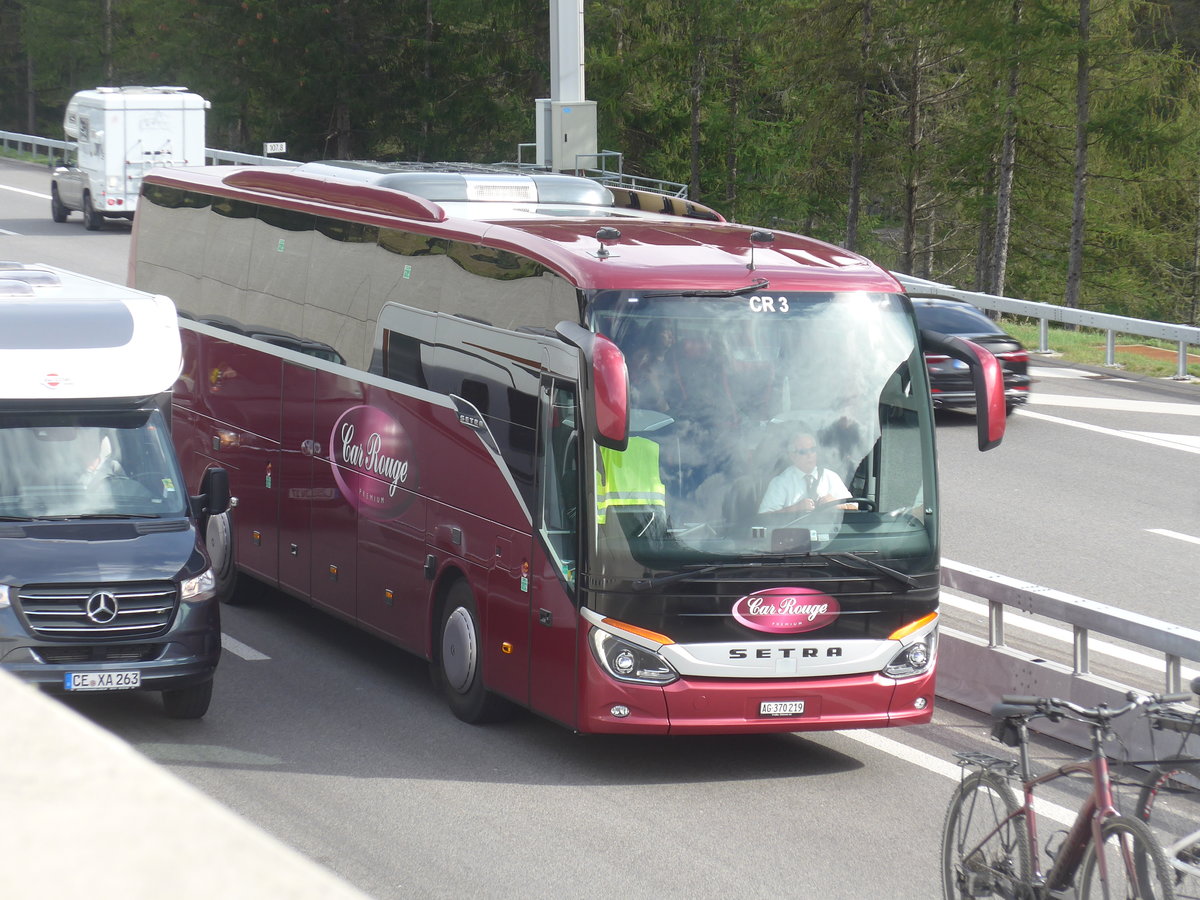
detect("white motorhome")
[51,86,208,230]
[0,263,229,718]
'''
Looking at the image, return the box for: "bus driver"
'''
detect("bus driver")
[757,430,851,515]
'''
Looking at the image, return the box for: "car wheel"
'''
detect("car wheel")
[83,193,103,230]
[436,580,513,724]
[162,678,213,719]
[51,185,69,222]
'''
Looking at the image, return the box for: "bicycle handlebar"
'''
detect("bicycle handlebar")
[995,690,1192,726]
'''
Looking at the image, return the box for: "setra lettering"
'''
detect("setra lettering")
[729,647,843,659]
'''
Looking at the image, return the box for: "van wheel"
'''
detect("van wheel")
[162,679,213,719]
[83,193,103,230]
[204,509,239,604]
[51,185,69,222]
[436,580,513,724]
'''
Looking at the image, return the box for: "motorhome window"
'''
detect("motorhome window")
[0,409,187,519]
[383,331,427,388]
[0,302,134,349]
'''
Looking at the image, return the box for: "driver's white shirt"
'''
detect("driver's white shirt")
[757,465,850,513]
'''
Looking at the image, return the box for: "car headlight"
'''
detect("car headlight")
[883,635,936,678]
[589,628,678,685]
[0,584,9,609]
[180,568,216,602]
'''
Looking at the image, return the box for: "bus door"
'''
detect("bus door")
[277,361,315,598]
[528,378,582,725]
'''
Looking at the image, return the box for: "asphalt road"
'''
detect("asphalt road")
[3,156,1198,899]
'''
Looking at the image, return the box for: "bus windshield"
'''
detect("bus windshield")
[587,290,935,578]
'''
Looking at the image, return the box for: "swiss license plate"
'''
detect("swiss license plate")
[760,700,805,717]
[64,671,141,692]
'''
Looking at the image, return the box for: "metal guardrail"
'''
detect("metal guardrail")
[896,272,1200,381]
[0,129,295,169]
[942,560,1200,694]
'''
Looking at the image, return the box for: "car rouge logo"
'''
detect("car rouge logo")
[731,588,840,634]
[329,405,417,520]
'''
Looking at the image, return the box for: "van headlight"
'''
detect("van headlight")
[883,636,935,678]
[0,584,9,609]
[180,568,216,601]
[589,628,678,685]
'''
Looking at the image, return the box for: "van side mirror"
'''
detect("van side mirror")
[920,329,1006,451]
[191,467,231,518]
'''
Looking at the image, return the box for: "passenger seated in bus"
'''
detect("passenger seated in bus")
[757,430,852,515]
[625,322,684,413]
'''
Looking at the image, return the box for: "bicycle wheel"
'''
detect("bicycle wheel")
[1137,759,1200,899]
[1079,815,1176,899]
[941,769,1031,899]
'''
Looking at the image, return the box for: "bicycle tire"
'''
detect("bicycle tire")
[1079,815,1176,899]
[1137,758,1200,899]
[941,769,1031,899]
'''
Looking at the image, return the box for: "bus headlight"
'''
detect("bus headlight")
[883,639,934,678]
[589,628,678,685]
[180,568,216,602]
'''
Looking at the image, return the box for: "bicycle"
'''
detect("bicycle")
[1135,677,1200,900]
[941,690,1190,899]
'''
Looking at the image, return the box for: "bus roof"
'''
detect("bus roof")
[141,163,902,295]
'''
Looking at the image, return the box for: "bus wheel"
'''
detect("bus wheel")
[204,508,239,604]
[437,580,512,724]
[83,193,104,231]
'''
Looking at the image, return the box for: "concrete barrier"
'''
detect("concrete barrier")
[0,669,370,899]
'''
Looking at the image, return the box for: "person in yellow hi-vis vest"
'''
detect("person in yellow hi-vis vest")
[596,437,666,527]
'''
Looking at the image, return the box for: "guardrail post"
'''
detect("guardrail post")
[1166,654,1182,693]
[1039,318,1050,354]
[1073,625,1090,675]
[988,599,1005,647]
[1175,342,1190,381]
[1105,331,1117,367]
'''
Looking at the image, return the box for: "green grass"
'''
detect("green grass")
[1000,318,1200,383]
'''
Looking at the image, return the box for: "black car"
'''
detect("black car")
[911,297,1031,414]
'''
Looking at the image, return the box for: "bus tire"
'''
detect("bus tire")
[51,184,69,222]
[204,508,239,604]
[83,193,104,230]
[437,580,512,724]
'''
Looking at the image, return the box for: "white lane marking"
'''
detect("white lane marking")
[1015,408,1200,455]
[940,592,1200,682]
[1030,366,1133,382]
[221,633,270,661]
[1147,528,1200,547]
[1132,432,1200,450]
[838,729,1076,825]
[0,228,19,236]
[0,184,49,200]
[1028,393,1200,416]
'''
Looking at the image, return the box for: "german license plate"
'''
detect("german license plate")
[760,700,805,717]
[64,671,141,691]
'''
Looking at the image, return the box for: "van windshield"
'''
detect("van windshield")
[0,409,187,519]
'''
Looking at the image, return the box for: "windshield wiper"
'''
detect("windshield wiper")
[631,561,783,591]
[816,552,920,590]
[54,513,162,520]
[637,277,770,301]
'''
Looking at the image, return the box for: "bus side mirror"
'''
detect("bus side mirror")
[554,321,629,451]
[192,466,231,518]
[921,330,1006,451]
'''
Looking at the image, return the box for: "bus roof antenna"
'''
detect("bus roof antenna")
[596,226,621,259]
[748,230,774,272]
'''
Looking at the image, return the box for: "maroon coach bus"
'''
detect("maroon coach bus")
[129,161,1004,734]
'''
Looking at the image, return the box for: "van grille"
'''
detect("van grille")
[17,583,178,640]
[35,644,164,664]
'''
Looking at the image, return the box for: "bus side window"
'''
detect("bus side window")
[539,382,579,589]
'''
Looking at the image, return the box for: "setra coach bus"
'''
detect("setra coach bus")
[129,160,1005,734]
